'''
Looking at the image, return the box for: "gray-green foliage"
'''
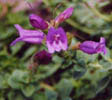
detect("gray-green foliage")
[0,0,112,100]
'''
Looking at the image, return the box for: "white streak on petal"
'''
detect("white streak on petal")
[59,41,67,51]
[47,41,55,53]
[52,41,61,52]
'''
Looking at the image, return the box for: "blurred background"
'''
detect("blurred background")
[0,0,112,100]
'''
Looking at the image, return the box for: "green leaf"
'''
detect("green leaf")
[37,63,61,80]
[8,70,29,89]
[76,51,98,64]
[8,76,23,89]
[96,76,111,94]
[13,70,29,83]
[62,97,72,100]
[55,79,73,99]
[21,84,36,97]
[11,42,24,55]
[0,74,9,89]
[33,92,47,100]
[21,46,37,60]
[73,70,86,80]
[52,55,63,64]
[8,92,24,100]
[45,89,58,100]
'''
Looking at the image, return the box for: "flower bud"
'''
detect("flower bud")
[34,50,52,65]
[29,14,48,30]
[55,7,74,24]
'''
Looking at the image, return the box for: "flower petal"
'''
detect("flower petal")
[96,37,107,54]
[80,41,99,54]
[103,47,107,55]
[100,37,106,44]
[11,24,44,45]
[96,44,107,55]
[52,41,61,52]
[29,14,48,30]
[14,24,44,37]
[47,27,56,43]
[10,37,22,46]
[55,7,74,24]
[59,41,67,51]
[22,36,44,43]
[57,27,68,43]
[11,36,44,46]
[80,37,107,55]
[47,41,55,53]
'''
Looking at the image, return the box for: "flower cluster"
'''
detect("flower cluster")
[11,6,107,62]
[11,7,74,54]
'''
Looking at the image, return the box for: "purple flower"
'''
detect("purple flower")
[10,24,44,46]
[29,14,48,30]
[55,7,74,24]
[79,37,107,55]
[34,50,52,65]
[46,27,68,53]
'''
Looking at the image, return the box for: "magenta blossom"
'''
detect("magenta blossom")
[10,24,44,46]
[79,37,107,55]
[55,7,74,24]
[11,7,73,54]
[46,27,68,53]
[34,50,52,65]
[29,14,48,30]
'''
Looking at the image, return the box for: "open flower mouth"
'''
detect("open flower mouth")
[53,34,61,43]
[46,27,68,53]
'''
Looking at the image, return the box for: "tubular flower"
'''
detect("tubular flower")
[10,24,44,46]
[29,14,48,30]
[46,27,68,53]
[55,7,74,24]
[79,37,107,55]
[34,50,52,65]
